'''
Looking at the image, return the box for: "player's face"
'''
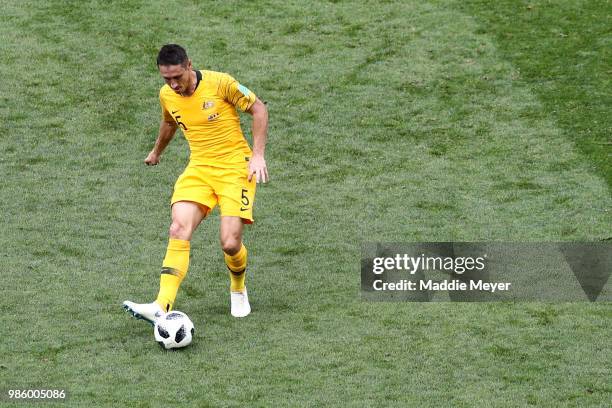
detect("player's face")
[159,62,192,95]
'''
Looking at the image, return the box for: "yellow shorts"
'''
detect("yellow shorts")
[171,164,256,223]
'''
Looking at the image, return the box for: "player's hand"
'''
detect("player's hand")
[248,155,269,183]
[144,150,160,166]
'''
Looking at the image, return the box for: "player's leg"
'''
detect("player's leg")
[220,216,251,317]
[124,165,217,323]
[155,201,207,312]
[221,215,247,292]
[216,166,256,291]
[123,201,207,323]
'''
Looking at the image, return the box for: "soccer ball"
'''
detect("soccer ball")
[154,311,195,350]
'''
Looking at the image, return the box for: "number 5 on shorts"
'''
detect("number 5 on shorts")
[240,188,250,211]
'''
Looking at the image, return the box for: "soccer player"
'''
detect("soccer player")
[123,44,268,321]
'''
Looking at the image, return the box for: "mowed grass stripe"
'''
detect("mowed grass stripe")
[314,3,611,242]
[455,0,611,188]
[0,1,610,407]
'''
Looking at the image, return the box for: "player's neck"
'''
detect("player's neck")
[180,70,197,97]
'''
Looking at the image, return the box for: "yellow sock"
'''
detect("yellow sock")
[225,244,247,292]
[156,238,190,312]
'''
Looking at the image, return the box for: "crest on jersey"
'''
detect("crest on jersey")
[203,101,214,110]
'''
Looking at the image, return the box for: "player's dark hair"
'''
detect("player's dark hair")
[157,44,189,66]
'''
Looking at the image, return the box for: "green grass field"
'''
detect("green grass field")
[1,0,610,406]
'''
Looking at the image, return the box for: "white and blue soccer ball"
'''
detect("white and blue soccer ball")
[154,311,195,350]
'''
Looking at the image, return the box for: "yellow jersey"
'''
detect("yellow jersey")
[159,70,257,168]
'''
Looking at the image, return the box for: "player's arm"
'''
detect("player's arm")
[246,98,269,183]
[145,120,178,166]
[220,73,269,183]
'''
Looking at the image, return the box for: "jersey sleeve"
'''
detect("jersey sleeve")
[159,90,174,122]
[218,73,257,112]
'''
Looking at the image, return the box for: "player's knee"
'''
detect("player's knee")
[169,220,191,240]
[221,237,241,255]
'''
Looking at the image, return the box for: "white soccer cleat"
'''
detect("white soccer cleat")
[230,288,251,318]
[122,300,165,325]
